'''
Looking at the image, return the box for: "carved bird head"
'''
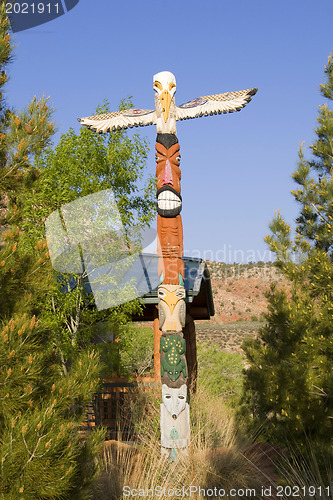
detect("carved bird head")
[153,71,176,123]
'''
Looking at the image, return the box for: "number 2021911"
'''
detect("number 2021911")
[6,3,60,15]
[276,485,331,497]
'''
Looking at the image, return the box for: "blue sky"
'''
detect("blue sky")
[6,0,333,263]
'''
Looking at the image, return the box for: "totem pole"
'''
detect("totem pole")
[79,72,257,460]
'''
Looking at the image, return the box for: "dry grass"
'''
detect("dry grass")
[89,387,333,499]
[89,387,274,499]
[275,443,332,500]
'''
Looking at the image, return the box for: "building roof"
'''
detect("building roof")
[60,253,214,320]
[131,254,215,321]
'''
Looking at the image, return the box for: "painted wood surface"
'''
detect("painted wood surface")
[79,71,257,460]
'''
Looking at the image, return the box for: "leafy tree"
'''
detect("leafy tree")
[35,99,155,229]
[31,100,156,365]
[241,51,333,459]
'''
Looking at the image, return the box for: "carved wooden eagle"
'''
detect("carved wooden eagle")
[78,71,257,135]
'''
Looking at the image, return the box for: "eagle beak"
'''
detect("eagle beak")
[160,90,172,123]
[164,289,180,315]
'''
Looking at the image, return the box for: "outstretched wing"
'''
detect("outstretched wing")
[176,88,257,121]
[78,108,157,133]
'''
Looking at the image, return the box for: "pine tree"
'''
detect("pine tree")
[0,3,104,497]
[241,51,333,459]
[0,1,157,492]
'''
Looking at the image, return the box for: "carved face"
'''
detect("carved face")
[158,284,186,332]
[161,352,187,382]
[153,71,176,123]
[156,142,182,217]
[162,384,187,419]
[156,142,181,193]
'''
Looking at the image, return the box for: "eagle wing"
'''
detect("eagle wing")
[176,88,258,121]
[78,108,157,133]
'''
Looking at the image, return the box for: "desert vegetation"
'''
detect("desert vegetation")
[88,338,332,499]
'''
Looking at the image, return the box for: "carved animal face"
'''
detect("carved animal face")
[162,384,187,419]
[158,284,186,332]
[161,355,187,382]
[153,71,176,123]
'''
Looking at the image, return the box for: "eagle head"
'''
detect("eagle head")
[153,71,176,123]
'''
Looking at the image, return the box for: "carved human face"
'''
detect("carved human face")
[158,284,186,332]
[162,384,187,419]
[156,142,182,217]
[156,142,181,193]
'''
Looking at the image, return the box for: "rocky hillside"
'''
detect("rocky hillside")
[204,261,287,323]
[192,262,289,353]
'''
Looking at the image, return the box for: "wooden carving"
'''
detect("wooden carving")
[156,141,182,218]
[160,334,187,384]
[79,72,257,135]
[156,132,184,284]
[157,217,184,285]
[155,110,186,455]
[79,71,257,460]
[162,384,187,419]
[158,284,186,333]
[160,402,190,459]
[161,370,187,389]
